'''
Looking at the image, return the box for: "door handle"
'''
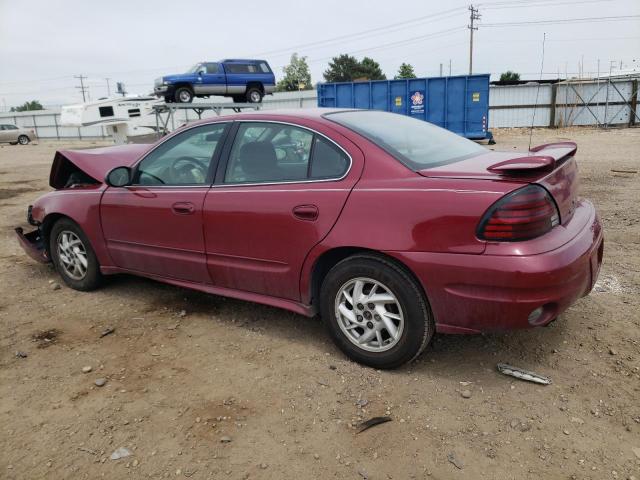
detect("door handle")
[172,202,195,215]
[292,204,319,221]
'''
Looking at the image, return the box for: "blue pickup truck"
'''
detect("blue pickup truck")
[154,59,276,104]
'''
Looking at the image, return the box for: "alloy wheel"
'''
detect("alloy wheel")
[56,230,88,280]
[334,277,404,353]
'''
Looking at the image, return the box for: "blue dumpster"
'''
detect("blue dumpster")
[317,74,493,142]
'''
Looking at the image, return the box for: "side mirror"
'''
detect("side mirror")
[105,166,132,187]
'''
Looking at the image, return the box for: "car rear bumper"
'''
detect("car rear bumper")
[388,200,604,334]
[15,227,49,263]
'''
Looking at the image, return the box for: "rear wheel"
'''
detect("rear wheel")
[18,135,30,145]
[174,87,193,103]
[49,218,102,291]
[245,87,263,103]
[320,254,434,369]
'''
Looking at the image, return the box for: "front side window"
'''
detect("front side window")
[205,63,219,74]
[224,122,350,184]
[326,110,485,170]
[134,123,227,185]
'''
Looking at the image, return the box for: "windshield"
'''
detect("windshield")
[186,63,203,74]
[325,110,486,170]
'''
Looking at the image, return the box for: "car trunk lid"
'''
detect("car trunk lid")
[418,142,579,225]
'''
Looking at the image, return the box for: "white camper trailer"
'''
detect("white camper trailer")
[61,96,161,144]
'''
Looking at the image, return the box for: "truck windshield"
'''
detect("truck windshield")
[325,110,486,170]
[186,64,203,73]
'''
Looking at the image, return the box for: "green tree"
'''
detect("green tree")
[275,53,313,92]
[323,54,361,83]
[395,63,417,79]
[500,71,521,82]
[357,57,386,81]
[10,100,44,112]
[323,54,387,82]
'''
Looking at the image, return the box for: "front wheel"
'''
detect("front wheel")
[49,218,102,291]
[320,254,434,369]
[18,135,30,145]
[174,87,193,103]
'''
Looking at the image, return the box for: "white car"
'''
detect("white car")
[0,124,36,145]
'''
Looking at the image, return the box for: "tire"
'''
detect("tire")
[174,87,193,103]
[49,218,102,291]
[18,135,30,145]
[245,87,263,103]
[320,254,434,369]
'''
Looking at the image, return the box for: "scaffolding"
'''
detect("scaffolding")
[152,102,262,138]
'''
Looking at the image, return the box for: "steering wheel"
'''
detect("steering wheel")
[170,156,208,184]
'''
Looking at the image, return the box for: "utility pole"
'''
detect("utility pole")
[468,5,480,75]
[105,78,112,97]
[439,63,443,77]
[449,59,452,76]
[74,75,88,102]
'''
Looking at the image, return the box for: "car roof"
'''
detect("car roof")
[184,108,355,127]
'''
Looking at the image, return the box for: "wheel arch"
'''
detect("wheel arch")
[307,246,428,311]
[246,81,265,93]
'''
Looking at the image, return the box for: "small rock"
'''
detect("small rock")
[447,452,464,469]
[358,469,369,479]
[110,447,132,460]
[329,365,337,370]
[563,429,570,435]
[220,436,232,443]
[570,417,584,425]
[132,459,139,467]
[609,348,618,355]
[259,463,268,469]
[461,390,472,399]
[356,399,369,407]
[51,282,61,291]
[15,351,28,358]
[100,327,115,338]
[178,310,187,318]
[82,366,92,373]
[95,378,107,387]
[313,453,320,460]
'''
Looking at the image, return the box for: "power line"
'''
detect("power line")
[482,15,640,27]
[250,6,467,58]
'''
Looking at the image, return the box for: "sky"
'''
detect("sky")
[0,0,639,109]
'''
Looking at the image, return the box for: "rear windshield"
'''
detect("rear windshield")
[325,110,486,170]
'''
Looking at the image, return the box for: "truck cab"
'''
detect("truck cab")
[154,59,276,104]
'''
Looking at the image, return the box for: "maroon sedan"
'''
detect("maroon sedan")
[16,109,603,368]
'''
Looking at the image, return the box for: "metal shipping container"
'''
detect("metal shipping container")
[317,74,493,142]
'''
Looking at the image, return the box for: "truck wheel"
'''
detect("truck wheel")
[49,218,102,291]
[174,87,193,103]
[320,254,435,369]
[246,88,263,103]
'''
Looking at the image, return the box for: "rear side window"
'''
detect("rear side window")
[326,110,485,170]
[259,62,270,73]
[225,63,258,74]
[310,137,349,179]
[224,122,350,184]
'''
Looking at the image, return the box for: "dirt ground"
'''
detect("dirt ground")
[1,127,639,480]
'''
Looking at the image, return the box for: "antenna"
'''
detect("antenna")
[528,32,546,151]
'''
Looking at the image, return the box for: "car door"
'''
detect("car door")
[202,120,363,300]
[194,62,225,96]
[100,122,230,284]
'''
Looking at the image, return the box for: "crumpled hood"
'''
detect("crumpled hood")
[50,143,153,189]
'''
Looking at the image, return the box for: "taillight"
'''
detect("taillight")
[477,185,559,242]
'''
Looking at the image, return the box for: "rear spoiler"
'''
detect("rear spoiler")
[487,142,577,175]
